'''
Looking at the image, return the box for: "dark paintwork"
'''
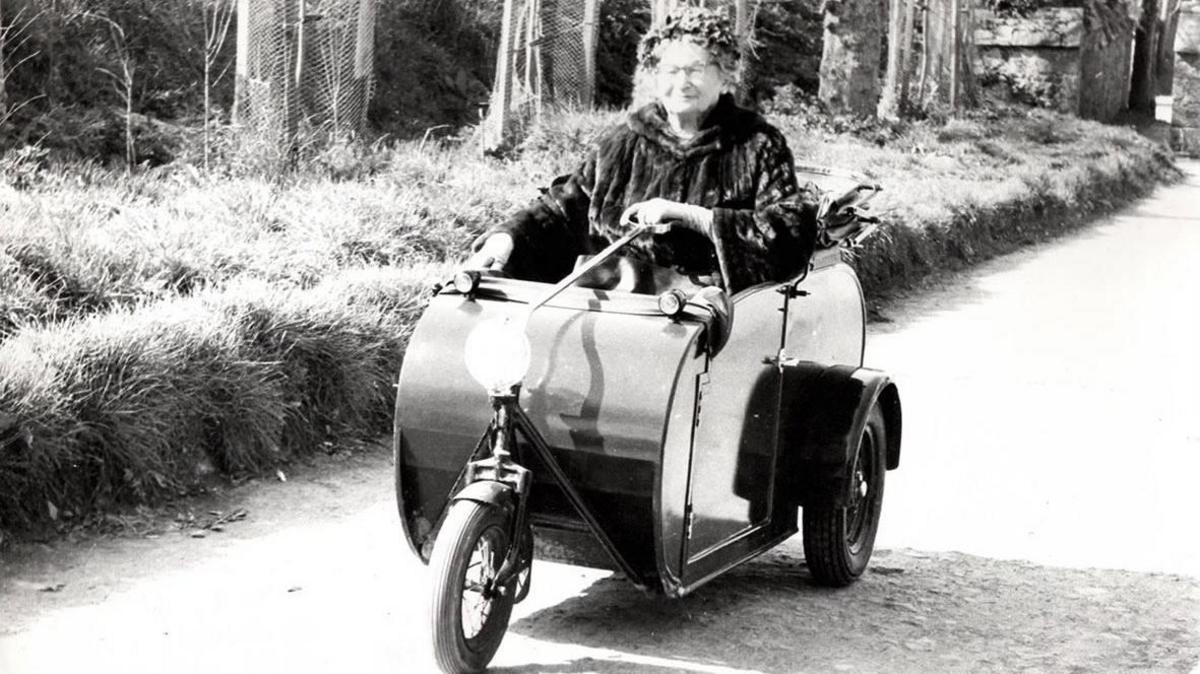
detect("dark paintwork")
[776,363,902,507]
[668,253,865,593]
[395,277,708,588]
[395,251,900,596]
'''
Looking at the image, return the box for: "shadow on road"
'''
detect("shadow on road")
[500,547,1200,674]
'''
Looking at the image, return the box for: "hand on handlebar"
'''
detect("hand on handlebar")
[465,233,514,273]
[620,199,714,237]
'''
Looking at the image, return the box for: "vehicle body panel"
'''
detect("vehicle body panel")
[396,251,896,595]
[395,279,706,586]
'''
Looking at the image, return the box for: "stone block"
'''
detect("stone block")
[977,48,1081,113]
[1173,53,1200,127]
[1170,127,1200,156]
[975,8,1084,47]
[1176,9,1200,55]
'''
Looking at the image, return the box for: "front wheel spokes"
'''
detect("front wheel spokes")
[462,532,500,640]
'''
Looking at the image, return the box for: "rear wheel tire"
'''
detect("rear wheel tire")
[802,404,887,587]
[428,500,515,673]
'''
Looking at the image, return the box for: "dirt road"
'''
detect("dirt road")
[2,163,1198,673]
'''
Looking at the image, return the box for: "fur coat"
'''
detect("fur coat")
[483,94,818,293]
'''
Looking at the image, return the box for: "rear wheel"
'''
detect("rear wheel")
[428,500,515,673]
[802,404,887,587]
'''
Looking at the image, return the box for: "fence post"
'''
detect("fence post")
[582,0,598,106]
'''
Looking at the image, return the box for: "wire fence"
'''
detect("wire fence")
[482,0,601,148]
[234,0,759,153]
[234,0,376,155]
[483,0,757,150]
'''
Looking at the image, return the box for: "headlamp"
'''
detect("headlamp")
[452,270,482,294]
[657,289,688,318]
[463,316,531,393]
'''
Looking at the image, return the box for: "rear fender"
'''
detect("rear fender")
[777,362,902,507]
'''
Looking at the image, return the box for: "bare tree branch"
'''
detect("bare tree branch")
[88,11,137,174]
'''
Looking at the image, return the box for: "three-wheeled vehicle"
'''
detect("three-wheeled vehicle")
[394,167,903,673]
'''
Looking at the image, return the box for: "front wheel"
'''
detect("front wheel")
[802,404,887,587]
[428,500,516,673]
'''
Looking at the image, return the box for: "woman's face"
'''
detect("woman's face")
[653,39,726,118]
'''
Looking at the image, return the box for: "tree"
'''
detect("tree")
[1155,0,1182,95]
[196,0,235,170]
[877,0,907,118]
[92,12,136,173]
[1130,0,1161,112]
[878,0,976,117]
[818,0,886,115]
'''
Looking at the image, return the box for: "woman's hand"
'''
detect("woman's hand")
[620,198,713,236]
[465,233,514,272]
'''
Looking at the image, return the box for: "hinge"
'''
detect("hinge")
[777,284,809,299]
[684,504,695,539]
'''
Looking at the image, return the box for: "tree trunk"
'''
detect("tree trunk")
[1157,0,1182,95]
[0,0,8,118]
[958,0,979,107]
[898,0,917,107]
[878,0,906,118]
[1130,0,1161,111]
[819,0,886,115]
[918,0,953,108]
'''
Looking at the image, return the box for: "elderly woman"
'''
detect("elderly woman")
[468,7,818,294]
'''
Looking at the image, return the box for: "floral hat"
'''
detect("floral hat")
[637,6,741,69]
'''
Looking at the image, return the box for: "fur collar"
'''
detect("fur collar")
[626,94,769,159]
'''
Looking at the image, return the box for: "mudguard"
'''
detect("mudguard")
[777,362,902,507]
[451,480,517,512]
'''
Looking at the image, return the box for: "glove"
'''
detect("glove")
[621,199,714,237]
[465,233,514,271]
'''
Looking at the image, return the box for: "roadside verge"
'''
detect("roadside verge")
[0,110,1181,539]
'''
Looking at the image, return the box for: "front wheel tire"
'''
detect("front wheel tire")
[802,404,887,587]
[428,500,516,673]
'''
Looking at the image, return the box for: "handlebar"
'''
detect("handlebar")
[523,217,659,321]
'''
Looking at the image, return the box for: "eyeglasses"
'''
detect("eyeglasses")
[657,62,716,80]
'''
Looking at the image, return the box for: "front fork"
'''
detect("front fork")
[462,392,533,596]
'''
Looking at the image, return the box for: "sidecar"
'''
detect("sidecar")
[396,253,901,585]
[394,169,902,672]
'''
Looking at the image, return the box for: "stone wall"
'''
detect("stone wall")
[975,8,1084,112]
[1172,2,1200,154]
[974,4,1135,122]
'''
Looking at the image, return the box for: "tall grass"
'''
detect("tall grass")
[0,140,540,333]
[3,108,1171,335]
[0,265,437,531]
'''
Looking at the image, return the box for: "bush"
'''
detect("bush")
[0,0,235,152]
[0,265,434,532]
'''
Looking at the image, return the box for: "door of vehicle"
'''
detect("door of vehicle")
[679,284,789,586]
[678,259,865,588]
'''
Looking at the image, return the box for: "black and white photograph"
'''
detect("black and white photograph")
[1,0,1197,672]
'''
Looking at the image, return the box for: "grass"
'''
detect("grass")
[0,105,1180,537]
[0,265,433,532]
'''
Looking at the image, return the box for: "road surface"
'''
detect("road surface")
[1,162,1198,673]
